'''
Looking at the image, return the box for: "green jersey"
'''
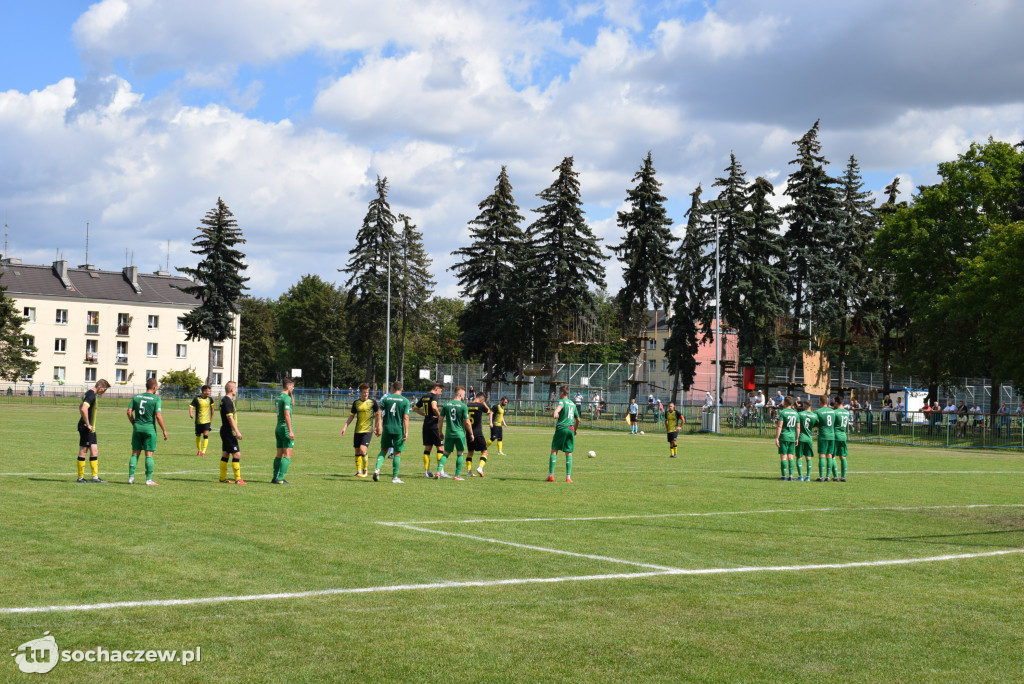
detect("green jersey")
[380,394,411,434]
[443,400,469,437]
[815,407,836,440]
[130,392,161,430]
[276,392,292,427]
[798,410,817,444]
[778,408,799,441]
[556,398,577,430]
[834,407,850,442]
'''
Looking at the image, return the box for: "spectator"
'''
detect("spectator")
[703,392,714,413]
[740,401,750,427]
[971,403,984,433]
[895,397,905,432]
[881,398,892,427]
[956,401,969,438]
[592,392,602,420]
[997,402,1009,438]
[574,391,584,415]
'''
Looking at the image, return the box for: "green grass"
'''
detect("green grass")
[2,403,1024,682]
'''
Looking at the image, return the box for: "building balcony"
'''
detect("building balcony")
[116,354,128,364]
[116,324,131,336]
[84,353,98,364]
[86,324,100,334]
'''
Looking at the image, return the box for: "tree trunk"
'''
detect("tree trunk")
[789,280,803,385]
[837,317,848,399]
[990,372,1001,430]
[365,347,376,387]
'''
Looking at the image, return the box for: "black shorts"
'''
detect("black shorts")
[422,425,442,448]
[195,422,212,436]
[353,432,372,449]
[78,425,97,447]
[666,431,678,443]
[220,427,240,454]
[490,426,503,441]
[468,432,487,452]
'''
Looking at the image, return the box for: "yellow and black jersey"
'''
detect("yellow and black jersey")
[665,409,684,433]
[350,398,380,433]
[220,396,237,426]
[491,402,505,426]
[78,389,98,430]
[191,395,214,424]
[467,401,488,435]
[416,394,440,430]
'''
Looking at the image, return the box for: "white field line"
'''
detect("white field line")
[381,503,1024,526]
[4,548,1022,615]
[383,523,679,571]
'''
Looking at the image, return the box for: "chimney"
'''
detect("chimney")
[123,265,142,294]
[53,260,72,289]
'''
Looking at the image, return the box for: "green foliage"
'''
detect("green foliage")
[0,269,39,382]
[394,214,435,386]
[275,275,358,388]
[159,367,203,394]
[177,197,249,383]
[238,296,277,387]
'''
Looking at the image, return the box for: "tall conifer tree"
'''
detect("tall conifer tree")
[394,214,435,386]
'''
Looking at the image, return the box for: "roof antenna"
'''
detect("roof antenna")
[85,222,90,266]
[166,239,170,272]
[3,214,8,257]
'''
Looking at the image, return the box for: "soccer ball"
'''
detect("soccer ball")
[587,450,596,458]
[639,431,644,435]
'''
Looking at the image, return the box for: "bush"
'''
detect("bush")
[160,368,204,395]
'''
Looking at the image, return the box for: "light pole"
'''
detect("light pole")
[703,199,729,433]
[384,248,391,393]
[329,355,334,395]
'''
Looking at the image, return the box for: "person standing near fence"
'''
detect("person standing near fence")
[77,379,111,483]
[628,398,639,434]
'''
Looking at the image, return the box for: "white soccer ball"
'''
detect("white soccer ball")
[587,450,596,458]
[639,431,644,435]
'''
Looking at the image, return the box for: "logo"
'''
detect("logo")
[11,632,59,674]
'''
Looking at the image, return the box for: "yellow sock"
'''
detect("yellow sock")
[487,439,492,446]
[201,436,209,454]
[77,459,86,479]
[196,434,203,452]
[424,452,431,471]
[232,461,241,481]
[497,440,503,452]
[478,458,486,472]
[356,455,363,473]
[219,460,228,481]
[90,459,99,478]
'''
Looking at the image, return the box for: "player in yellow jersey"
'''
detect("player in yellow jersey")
[488,396,509,456]
[414,381,444,478]
[664,401,685,458]
[189,384,214,457]
[218,381,245,484]
[465,392,490,476]
[341,383,381,477]
[77,378,111,482]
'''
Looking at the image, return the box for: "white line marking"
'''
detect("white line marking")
[386,523,679,571]
[381,503,1024,526]
[4,548,1021,615]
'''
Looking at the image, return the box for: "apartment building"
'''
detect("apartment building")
[1,257,239,392]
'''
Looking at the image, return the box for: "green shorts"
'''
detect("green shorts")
[444,433,466,454]
[380,431,405,452]
[834,441,848,458]
[796,441,814,458]
[777,440,795,455]
[817,438,834,456]
[275,424,294,449]
[551,427,575,453]
[131,428,157,452]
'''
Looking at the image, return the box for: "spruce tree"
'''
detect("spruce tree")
[526,156,606,397]
[610,152,676,399]
[0,268,39,381]
[341,176,397,385]
[711,152,751,328]
[450,166,527,393]
[177,197,249,384]
[394,214,435,386]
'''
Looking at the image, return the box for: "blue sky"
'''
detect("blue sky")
[2,0,1023,297]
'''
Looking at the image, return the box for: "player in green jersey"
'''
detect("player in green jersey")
[375,381,411,483]
[814,396,836,482]
[833,397,851,481]
[77,378,110,483]
[436,386,473,480]
[796,399,818,482]
[272,378,295,484]
[126,377,168,485]
[774,396,800,480]
[549,386,580,482]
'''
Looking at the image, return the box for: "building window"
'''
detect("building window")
[117,313,131,335]
[53,366,66,382]
[56,309,68,324]
[20,370,33,382]
[115,369,127,383]
[87,311,99,334]
[146,370,157,380]
[54,338,67,353]
[148,315,159,329]
[177,317,186,331]
[662,359,669,372]
[647,360,657,373]
[147,342,158,357]
[116,341,128,364]
[23,307,35,322]
[211,372,222,386]
[648,339,657,350]
[85,368,97,383]
[212,346,224,368]
[85,339,98,363]
[176,344,187,359]
[22,335,34,351]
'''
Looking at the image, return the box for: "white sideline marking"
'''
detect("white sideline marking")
[4,548,1021,615]
[381,503,1024,526]
[385,523,679,571]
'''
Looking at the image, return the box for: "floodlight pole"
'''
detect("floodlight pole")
[330,355,334,394]
[385,249,391,393]
[714,210,721,433]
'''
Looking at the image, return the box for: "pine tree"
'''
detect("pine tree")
[610,152,676,399]
[341,176,397,385]
[450,166,527,393]
[666,186,713,399]
[780,120,843,383]
[711,153,751,328]
[177,198,249,384]
[0,268,39,381]
[526,156,606,397]
[394,214,435,386]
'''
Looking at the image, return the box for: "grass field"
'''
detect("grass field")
[2,402,1024,683]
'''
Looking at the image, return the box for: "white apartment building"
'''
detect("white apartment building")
[1,257,240,393]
